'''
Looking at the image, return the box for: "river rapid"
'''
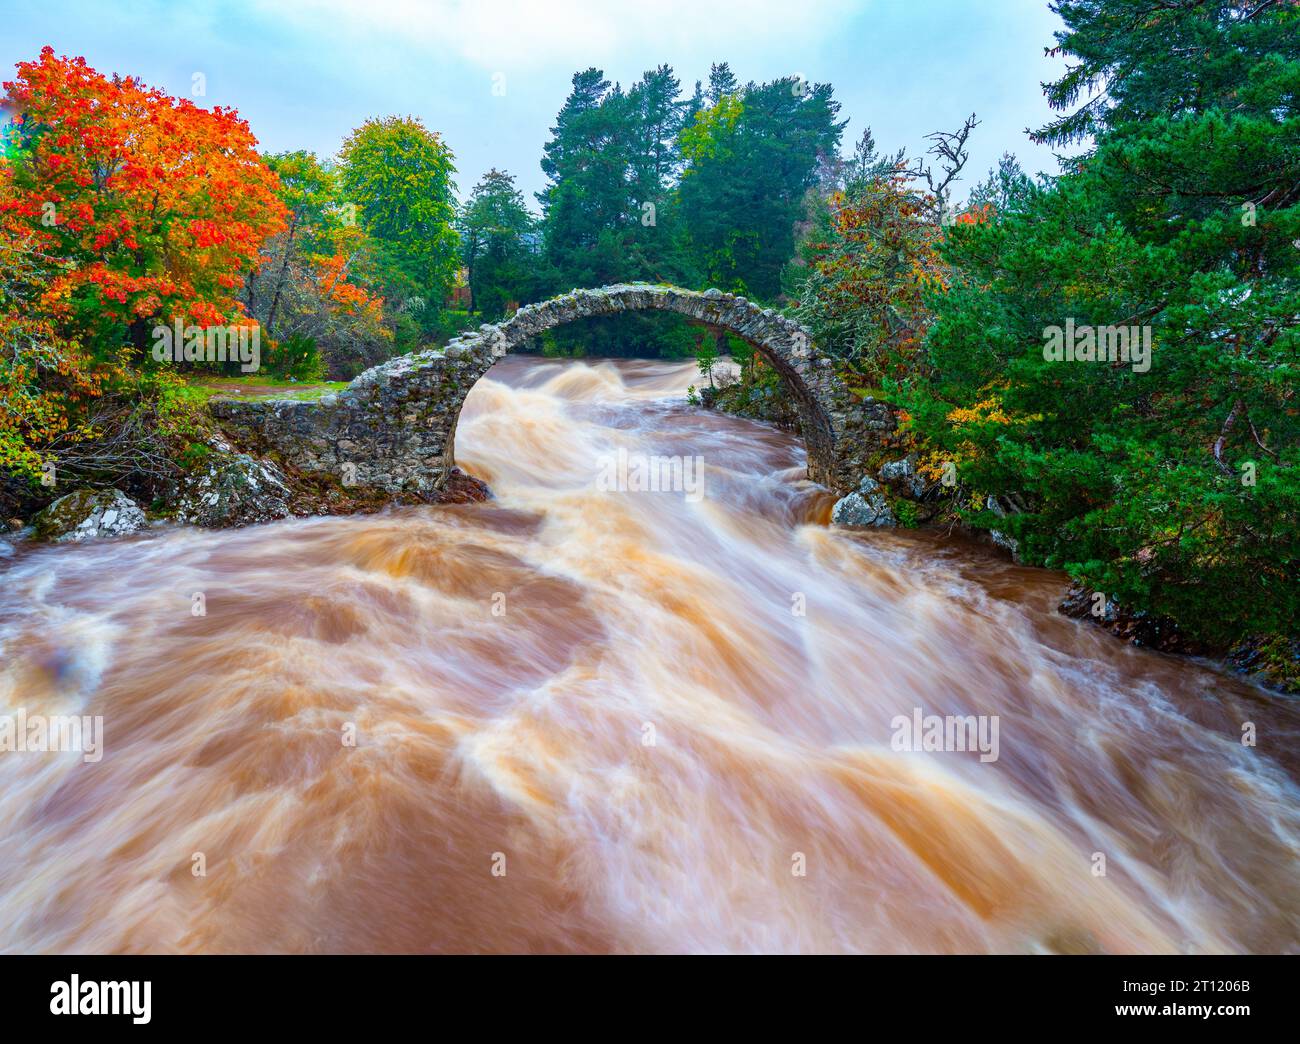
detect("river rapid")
[0,355,1296,954]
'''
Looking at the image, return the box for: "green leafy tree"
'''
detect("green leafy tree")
[245,151,341,337]
[695,331,719,385]
[338,116,459,310]
[240,150,396,377]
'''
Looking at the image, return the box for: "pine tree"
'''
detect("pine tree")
[678,76,846,299]
[905,0,1300,643]
[457,169,537,319]
[706,62,738,104]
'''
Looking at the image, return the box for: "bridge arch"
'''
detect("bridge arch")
[210,284,893,496]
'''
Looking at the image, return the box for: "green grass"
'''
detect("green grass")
[193,376,350,402]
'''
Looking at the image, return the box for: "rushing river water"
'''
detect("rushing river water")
[0,356,1297,954]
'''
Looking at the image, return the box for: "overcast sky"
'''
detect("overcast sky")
[2,0,1079,208]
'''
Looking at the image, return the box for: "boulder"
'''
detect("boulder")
[831,477,896,528]
[878,454,928,499]
[0,519,25,557]
[32,488,148,543]
[1059,583,1206,654]
[174,451,292,528]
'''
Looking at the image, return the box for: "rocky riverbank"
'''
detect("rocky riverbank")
[702,382,1299,697]
[0,428,489,557]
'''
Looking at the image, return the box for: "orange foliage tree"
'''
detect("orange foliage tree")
[790,127,990,388]
[2,47,286,347]
[798,167,947,383]
[0,47,286,492]
[0,224,115,482]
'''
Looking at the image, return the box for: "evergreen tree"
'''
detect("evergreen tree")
[457,168,537,318]
[538,69,630,278]
[678,76,846,299]
[706,62,738,104]
[537,66,699,352]
[905,0,1300,643]
[628,64,685,197]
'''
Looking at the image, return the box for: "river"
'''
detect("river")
[0,355,1296,953]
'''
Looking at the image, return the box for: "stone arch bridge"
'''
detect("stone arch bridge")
[211,284,893,496]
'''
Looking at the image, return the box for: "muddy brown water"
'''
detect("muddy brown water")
[0,356,1296,953]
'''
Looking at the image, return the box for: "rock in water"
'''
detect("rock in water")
[830,477,896,527]
[174,451,292,528]
[33,488,148,543]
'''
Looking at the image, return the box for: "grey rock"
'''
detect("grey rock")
[985,496,1020,557]
[174,452,292,529]
[33,488,148,543]
[831,489,896,528]
[879,454,927,498]
[990,530,1019,555]
[879,457,913,483]
[1,518,32,555]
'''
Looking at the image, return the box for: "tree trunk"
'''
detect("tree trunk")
[265,214,299,336]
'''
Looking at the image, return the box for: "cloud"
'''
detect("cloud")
[262,0,860,72]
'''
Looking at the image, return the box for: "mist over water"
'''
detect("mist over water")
[1,356,1297,954]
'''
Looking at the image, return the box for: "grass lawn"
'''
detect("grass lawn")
[191,376,351,402]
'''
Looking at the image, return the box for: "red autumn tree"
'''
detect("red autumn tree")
[1,46,286,355]
[1,48,287,496]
